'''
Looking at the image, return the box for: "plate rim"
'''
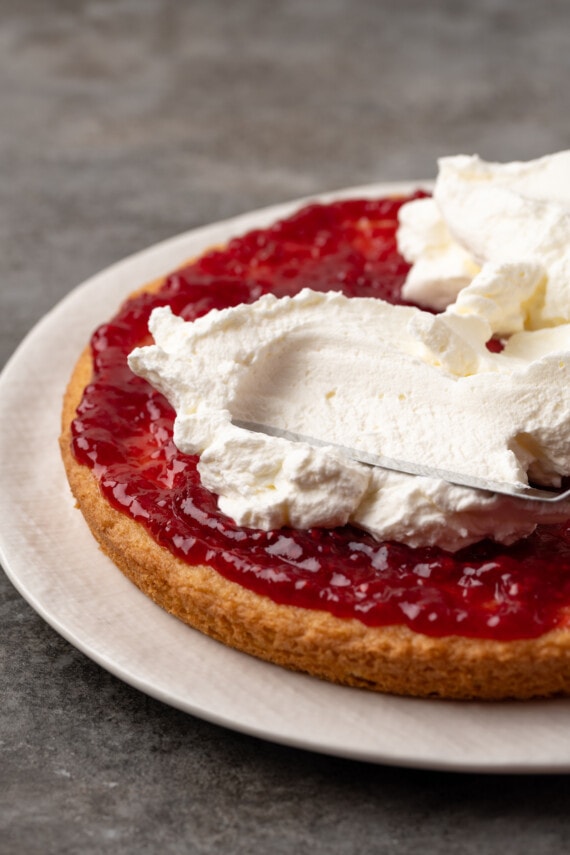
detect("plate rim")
[3,179,570,775]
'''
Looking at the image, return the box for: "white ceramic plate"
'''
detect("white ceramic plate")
[2,182,570,774]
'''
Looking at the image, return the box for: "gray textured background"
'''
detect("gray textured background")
[2,1,570,852]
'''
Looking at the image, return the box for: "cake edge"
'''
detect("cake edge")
[59,281,570,701]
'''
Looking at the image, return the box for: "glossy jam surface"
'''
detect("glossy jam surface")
[71,195,570,640]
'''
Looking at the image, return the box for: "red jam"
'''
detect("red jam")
[71,195,570,641]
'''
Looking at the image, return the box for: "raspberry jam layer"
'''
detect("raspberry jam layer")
[71,195,570,641]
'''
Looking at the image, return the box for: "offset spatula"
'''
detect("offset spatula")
[233,419,570,503]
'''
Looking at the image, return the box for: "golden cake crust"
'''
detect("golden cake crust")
[60,279,570,701]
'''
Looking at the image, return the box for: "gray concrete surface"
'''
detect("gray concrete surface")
[2,1,570,852]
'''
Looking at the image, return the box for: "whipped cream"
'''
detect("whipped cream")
[398,151,570,326]
[128,276,570,551]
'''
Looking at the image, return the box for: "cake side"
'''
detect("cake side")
[59,291,570,701]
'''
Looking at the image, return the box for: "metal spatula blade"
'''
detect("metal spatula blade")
[233,419,570,503]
